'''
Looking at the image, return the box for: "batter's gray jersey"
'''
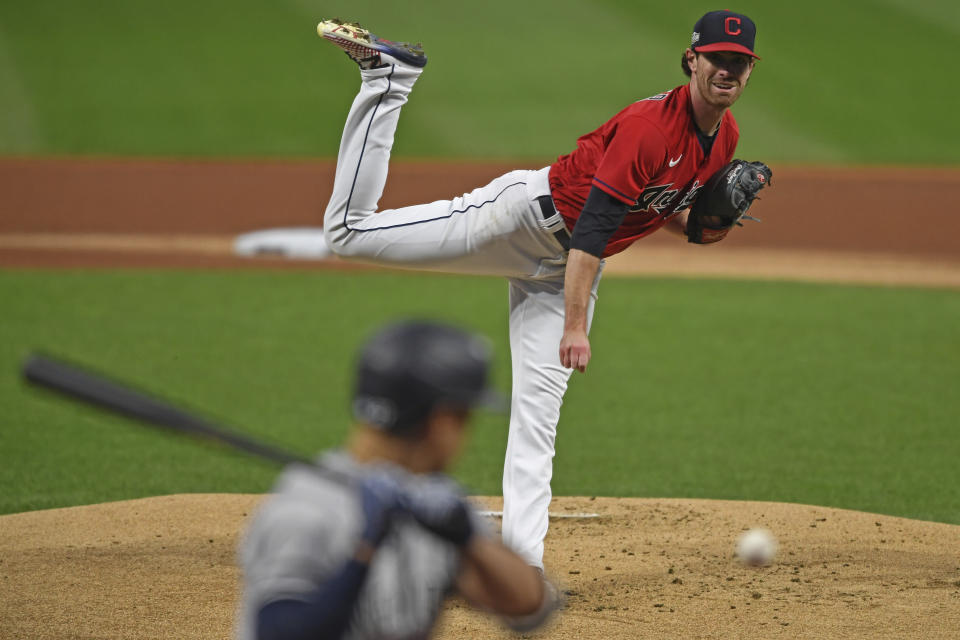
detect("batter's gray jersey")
[236,451,468,640]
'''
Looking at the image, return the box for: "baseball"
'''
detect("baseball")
[736,528,778,566]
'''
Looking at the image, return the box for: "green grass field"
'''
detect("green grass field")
[2,0,958,531]
[1,0,958,163]
[2,270,958,523]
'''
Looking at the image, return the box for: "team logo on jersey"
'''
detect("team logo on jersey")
[632,183,678,215]
[632,180,705,216]
[675,180,704,211]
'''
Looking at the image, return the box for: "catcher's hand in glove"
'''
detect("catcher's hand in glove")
[686,159,772,244]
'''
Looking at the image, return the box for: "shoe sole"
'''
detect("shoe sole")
[318,19,427,68]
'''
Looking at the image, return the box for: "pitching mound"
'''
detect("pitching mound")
[1,495,958,639]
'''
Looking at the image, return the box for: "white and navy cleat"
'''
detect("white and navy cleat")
[318,18,427,69]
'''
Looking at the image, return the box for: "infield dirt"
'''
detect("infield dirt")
[2,158,959,287]
[1,494,958,639]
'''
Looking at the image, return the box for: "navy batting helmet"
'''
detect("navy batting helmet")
[352,320,504,436]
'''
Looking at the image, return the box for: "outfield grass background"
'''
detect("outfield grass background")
[2,270,958,523]
[1,0,958,163]
[2,1,959,524]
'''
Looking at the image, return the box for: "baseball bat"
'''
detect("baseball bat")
[22,353,317,468]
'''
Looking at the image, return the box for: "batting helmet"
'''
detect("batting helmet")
[352,320,503,436]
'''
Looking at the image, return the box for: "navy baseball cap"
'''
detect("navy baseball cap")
[690,10,760,59]
[352,320,506,435]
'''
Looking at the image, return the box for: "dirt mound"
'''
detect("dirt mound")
[1,495,958,639]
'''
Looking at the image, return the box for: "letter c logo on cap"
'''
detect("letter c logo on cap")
[725,17,742,36]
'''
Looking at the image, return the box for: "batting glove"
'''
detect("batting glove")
[357,468,404,547]
[401,474,475,547]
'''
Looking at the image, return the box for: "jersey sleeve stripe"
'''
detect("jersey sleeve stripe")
[591,177,636,205]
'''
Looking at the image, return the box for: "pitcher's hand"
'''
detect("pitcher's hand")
[559,329,591,373]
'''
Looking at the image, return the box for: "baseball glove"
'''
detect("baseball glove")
[686,159,772,244]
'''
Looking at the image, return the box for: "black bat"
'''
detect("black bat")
[21,353,334,473]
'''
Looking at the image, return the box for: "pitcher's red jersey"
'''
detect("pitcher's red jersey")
[549,84,739,257]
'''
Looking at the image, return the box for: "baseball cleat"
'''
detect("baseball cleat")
[318,18,427,69]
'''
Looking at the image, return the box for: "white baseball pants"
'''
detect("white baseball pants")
[323,61,602,568]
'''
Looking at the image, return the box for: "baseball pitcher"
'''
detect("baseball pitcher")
[236,321,562,639]
[315,11,772,570]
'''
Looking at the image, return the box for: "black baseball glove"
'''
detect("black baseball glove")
[686,159,772,244]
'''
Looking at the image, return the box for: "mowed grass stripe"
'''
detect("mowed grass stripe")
[0,23,43,152]
[0,0,958,162]
[1,270,957,523]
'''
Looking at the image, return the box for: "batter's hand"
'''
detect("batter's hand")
[402,474,475,546]
[358,468,403,548]
[559,329,591,372]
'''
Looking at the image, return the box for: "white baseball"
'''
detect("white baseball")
[736,528,778,566]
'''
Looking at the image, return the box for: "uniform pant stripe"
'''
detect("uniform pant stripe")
[343,64,395,232]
